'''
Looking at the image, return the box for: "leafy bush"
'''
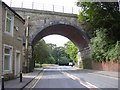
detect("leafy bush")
[107,41,120,60]
[65,41,78,63]
[59,56,70,65]
[90,28,120,62]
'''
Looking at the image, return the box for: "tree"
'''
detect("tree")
[77,2,120,41]
[64,41,78,63]
[59,56,70,65]
[90,28,120,61]
[47,43,71,65]
[77,2,120,61]
[33,39,55,65]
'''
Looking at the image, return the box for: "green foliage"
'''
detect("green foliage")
[77,2,120,62]
[34,40,76,65]
[90,28,120,62]
[77,2,120,41]
[34,64,42,68]
[33,39,55,64]
[65,41,78,63]
[44,56,56,64]
[34,64,56,68]
[107,41,120,60]
[59,56,70,65]
[47,44,71,64]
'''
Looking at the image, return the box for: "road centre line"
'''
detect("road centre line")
[62,72,99,90]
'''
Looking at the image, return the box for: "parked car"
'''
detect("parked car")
[69,62,73,67]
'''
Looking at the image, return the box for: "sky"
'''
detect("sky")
[2,0,79,10]
[2,0,79,47]
[3,0,80,14]
[4,0,78,6]
[43,35,69,47]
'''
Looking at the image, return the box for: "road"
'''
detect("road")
[25,66,118,89]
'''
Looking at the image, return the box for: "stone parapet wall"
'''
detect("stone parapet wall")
[12,8,84,40]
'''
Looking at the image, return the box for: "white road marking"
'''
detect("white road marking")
[62,72,99,90]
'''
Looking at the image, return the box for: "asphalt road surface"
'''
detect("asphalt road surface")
[25,66,119,89]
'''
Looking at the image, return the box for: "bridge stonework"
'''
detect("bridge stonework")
[13,8,91,71]
[13,8,80,35]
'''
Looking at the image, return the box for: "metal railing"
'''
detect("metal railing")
[3,0,80,14]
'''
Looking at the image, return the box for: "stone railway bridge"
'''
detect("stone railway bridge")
[13,8,91,72]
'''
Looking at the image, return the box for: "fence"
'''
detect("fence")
[3,0,80,14]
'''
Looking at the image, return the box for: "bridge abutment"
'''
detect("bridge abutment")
[78,47,92,69]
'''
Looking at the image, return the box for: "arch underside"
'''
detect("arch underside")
[31,22,90,50]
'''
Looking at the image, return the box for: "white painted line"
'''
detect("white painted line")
[62,72,99,89]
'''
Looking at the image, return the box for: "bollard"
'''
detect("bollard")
[1,75,4,90]
[20,72,22,82]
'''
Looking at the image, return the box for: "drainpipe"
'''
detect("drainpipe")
[0,1,4,90]
[24,16,30,73]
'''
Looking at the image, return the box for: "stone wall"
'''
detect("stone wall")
[79,47,92,69]
[79,47,120,72]
[1,4,24,80]
[91,61,120,72]
[12,8,81,38]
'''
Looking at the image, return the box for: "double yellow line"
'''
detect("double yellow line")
[30,69,45,90]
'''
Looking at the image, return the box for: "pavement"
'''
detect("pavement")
[73,66,120,78]
[0,66,119,90]
[0,68,43,90]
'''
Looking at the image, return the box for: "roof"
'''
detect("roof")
[1,1,25,22]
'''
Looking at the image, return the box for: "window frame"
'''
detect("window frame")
[3,44,13,73]
[5,10,14,36]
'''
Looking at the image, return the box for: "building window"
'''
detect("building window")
[4,45,13,71]
[5,11,14,36]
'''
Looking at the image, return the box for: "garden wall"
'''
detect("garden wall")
[91,60,120,72]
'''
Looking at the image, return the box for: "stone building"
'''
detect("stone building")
[0,1,25,80]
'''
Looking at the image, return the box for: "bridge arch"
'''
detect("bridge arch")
[31,21,90,50]
[14,8,92,72]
